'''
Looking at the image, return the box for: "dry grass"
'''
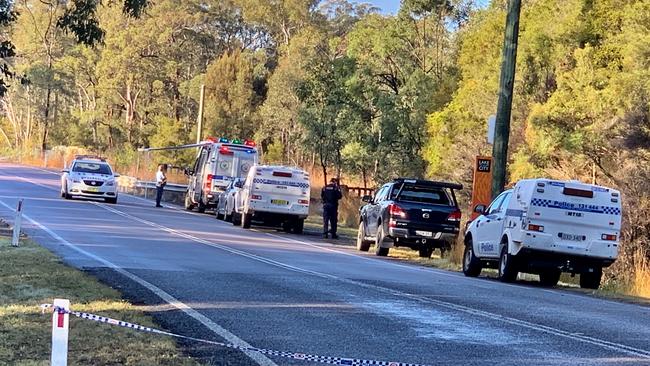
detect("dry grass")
[630,249,650,298]
[0,237,201,366]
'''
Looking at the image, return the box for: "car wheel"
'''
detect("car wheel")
[184,194,195,211]
[462,241,482,277]
[197,199,206,213]
[356,222,371,252]
[579,268,603,289]
[418,247,434,258]
[224,209,232,222]
[292,219,304,234]
[232,212,242,226]
[375,225,390,257]
[498,244,518,283]
[539,269,561,287]
[63,185,72,200]
[241,213,252,229]
[215,207,224,220]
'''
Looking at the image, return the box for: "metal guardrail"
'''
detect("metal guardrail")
[134,180,187,193]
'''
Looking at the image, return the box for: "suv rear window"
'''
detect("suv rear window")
[72,162,112,175]
[393,185,452,205]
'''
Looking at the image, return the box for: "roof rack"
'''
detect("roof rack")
[74,154,106,162]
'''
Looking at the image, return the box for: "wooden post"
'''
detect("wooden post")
[51,299,70,366]
[491,0,522,199]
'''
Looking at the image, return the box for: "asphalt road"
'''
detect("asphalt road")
[1,163,649,366]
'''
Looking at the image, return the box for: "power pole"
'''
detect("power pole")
[196,84,205,144]
[492,0,522,198]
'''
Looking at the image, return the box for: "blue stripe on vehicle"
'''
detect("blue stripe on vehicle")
[531,198,621,215]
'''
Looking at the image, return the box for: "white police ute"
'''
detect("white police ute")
[463,179,622,289]
[233,165,310,233]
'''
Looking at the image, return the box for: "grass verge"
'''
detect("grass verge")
[0,237,201,366]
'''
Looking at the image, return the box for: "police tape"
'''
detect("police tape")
[41,304,432,366]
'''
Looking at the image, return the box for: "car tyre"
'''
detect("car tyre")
[580,268,602,289]
[375,225,390,257]
[539,269,561,287]
[197,199,206,213]
[292,219,304,234]
[224,209,233,222]
[498,244,518,283]
[241,213,252,229]
[184,194,195,211]
[356,222,371,252]
[215,207,224,220]
[418,247,434,258]
[282,221,292,233]
[462,241,482,277]
[232,213,242,226]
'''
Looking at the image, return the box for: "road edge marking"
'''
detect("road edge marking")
[0,198,278,366]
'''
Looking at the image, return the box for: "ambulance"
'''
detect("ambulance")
[463,179,622,289]
[233,165,311,234]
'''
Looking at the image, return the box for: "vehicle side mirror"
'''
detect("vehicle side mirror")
[474,204,487,214]
[235,181,243,188]
[62,169,69,173]
[114,173,121,178]
[362,195,372,203]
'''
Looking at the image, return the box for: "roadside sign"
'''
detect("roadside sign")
[470,156,493,220]
[487,115,496,144]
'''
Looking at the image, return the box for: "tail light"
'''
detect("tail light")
[389,219,398,228]
[601,234,617,241]
[298,199,309,205]
[528,224,544,232]
[251,194,262,200]
[204,174,213,191]
[447,210,462,222]
[389,204,406,218]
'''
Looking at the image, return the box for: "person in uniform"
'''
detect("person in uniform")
[155,164,168,208]
[321,178,342,239]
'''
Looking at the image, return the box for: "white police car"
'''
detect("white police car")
[233,165,310,233]
[463,179,621,289]
[61,155,119,204]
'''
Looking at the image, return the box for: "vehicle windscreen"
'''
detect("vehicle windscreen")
[72,162,112,175]
[393,184,453,206]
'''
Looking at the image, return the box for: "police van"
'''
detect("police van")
[463,179,622,289]
[184,138,258,212]
[233,165,310,233]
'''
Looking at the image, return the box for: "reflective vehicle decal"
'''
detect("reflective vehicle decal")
[531,198,621,215]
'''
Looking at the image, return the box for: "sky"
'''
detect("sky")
[363,0,490,15]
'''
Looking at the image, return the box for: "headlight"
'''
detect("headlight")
[72,179,81,183]
[105,180,115,186]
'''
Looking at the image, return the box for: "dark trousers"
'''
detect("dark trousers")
[155,185,164,206]
[323,204,338,235]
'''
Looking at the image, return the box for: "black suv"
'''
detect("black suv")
[357,179,463,257]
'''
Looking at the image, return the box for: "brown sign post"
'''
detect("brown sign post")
[470,156,493,221]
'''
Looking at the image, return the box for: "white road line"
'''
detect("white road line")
[89,202,650,359]
[0,199,278,366]
[5,165,647,307]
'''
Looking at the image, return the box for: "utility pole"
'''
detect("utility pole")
[492,0,522,198]
[196,84,205,144]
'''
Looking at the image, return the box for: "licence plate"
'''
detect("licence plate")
[87,187,99,192]
[271,199,289,205]
[416,230,433,237]
[560,233,584,241]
